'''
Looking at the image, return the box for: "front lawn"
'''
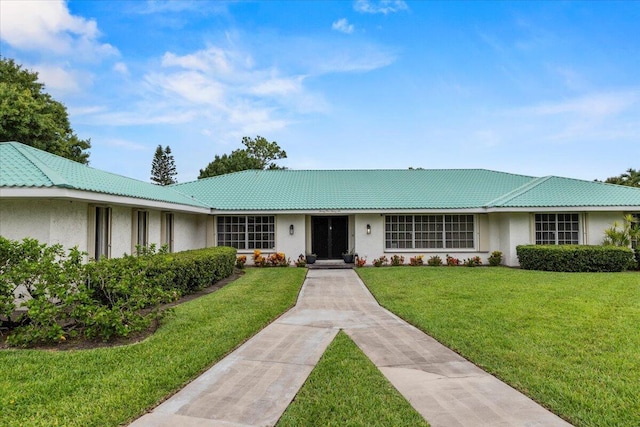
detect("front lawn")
[357,267,640,427]
[277,331,429,427]
[0,268,306,427]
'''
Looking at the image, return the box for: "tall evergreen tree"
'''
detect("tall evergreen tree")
[0,57,91,163]
[150,145,178,185]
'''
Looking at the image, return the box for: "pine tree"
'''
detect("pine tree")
[151,145,178,185]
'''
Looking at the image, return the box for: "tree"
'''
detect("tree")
[604,168,640,188]
[150,145,177,185]
[0,57,91,164]
[198,135,287,179]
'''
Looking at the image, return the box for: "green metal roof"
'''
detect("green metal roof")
[3,142,640,211]
[172,169,538,210]
[492,176,640,207]
[173,169,640,211]
[0,142,208,208]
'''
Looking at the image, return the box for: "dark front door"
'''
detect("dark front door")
[312,216,348,259]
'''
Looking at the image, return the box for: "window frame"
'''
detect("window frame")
[133,209,149,249]
[89,206,111,260]
[216,215,276,250]
[385,214,475,250]
[161,212,175,253]
[534,213,580,245]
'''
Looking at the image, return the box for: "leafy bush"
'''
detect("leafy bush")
[488,251,503,266]
[356,256,367,267]
[516,245,634,272]
[390,255,404,266]
[463,256,482,267]
[1,237,236,347]
[427,255,442,266]
[373,256,388,267]
[445,254,460,266]
[409,255,424,266]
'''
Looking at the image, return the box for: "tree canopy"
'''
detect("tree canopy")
[0,57,91,164]
[604,168,640,188]
[150,145,178,185]
[198,136,287,179]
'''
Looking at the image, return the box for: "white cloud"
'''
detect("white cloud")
[354,0,408,15]
[28,64,88,94]
[113,62,129,75]
[332,18,355,34]
[522,91,639,119]
[101,138,147,151]
[0,0,118,59]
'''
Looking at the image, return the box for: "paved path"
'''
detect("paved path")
[130,269,572,427]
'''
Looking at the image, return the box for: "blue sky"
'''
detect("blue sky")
[1,1,639,183]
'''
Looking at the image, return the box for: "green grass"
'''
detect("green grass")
[277,331,429,427]
[0,268,306,427]
[357,267,640,427]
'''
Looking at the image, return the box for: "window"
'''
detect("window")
[162,212,174,252]
[385,215,474,249]
[632,213,640,249]
[535,213,579,245]
[94,206,111,260]
[135,210,149,247]
[217,216,275,250]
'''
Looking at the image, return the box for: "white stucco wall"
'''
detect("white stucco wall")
[0,199,88,252]
[276,214,306,260]
[354,214,384,261]
[169,212,208,252]
[585,212,622,245]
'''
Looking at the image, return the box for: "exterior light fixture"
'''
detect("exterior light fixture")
[289,224,294,235]
[366,224,371,235]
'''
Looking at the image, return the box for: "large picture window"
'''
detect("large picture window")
[535,213,579,245]
[385,215,474,249]
[217,216,275,250]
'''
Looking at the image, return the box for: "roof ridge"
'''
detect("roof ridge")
[485,176,553,207]
[9,142,73,188]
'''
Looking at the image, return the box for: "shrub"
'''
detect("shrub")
[295,254,307,267]
[445,254,460,266]
[426,255,442,266]
[253,250,267,267]
[488,251,503,266]
[390,255,405,266]
[356,256,367,267]
[268,252,291,267]
[373,256,388,267]
[409,255,424,266]
[2,237,236,347]
[516,245,634,272]
[463,256,482,267]
[236,255,247,269]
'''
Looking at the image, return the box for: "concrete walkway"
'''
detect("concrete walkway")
[130,269,572,427]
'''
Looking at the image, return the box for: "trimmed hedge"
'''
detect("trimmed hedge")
[148,246,237,295]
[516,245,634,272]
[1,237,236,346]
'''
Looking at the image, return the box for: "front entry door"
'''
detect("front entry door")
[312,216,348,259]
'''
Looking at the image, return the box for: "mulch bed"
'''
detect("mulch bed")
[0,269,243,351]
